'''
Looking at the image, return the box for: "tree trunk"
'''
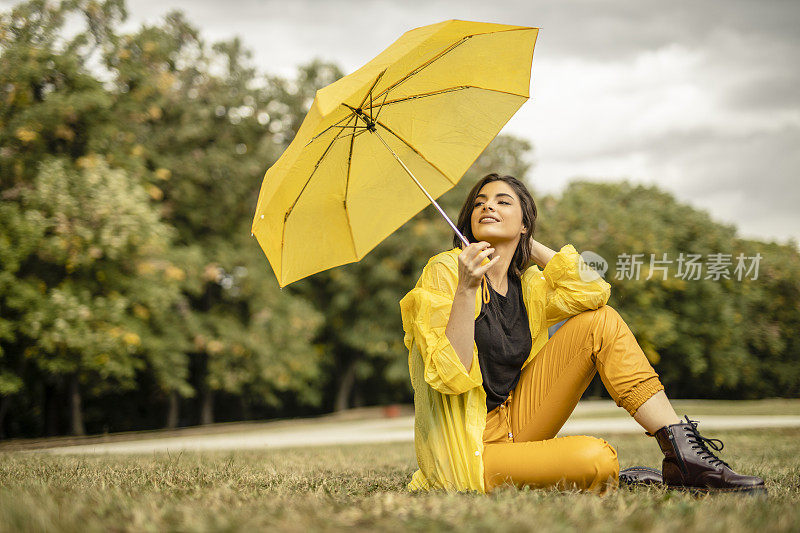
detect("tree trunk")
[44,383,59,436]
[165,390,180,429]
[334,360,357,412]
[69,374,85,436]
[0,395,8,440]
[352,386,364,408]
[240,397,251,421]
[200,389,214,425]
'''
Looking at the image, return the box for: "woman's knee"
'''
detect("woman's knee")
[571,436,619,490]
[567,304,619,323]
[588,304,621,322]
[567,305,624,337]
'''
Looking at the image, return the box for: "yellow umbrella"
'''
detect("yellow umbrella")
[252,19,538,287]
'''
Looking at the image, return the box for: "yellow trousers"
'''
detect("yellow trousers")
[482,305,664,493]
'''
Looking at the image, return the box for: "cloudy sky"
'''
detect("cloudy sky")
[6,0,798,246]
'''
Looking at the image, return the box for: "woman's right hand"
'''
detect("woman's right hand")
[457,241,500,291]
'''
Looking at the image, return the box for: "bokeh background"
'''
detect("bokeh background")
[1,0,798,439]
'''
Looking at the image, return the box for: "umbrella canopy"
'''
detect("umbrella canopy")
[252,19,538,287]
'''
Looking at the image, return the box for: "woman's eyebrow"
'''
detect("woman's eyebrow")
[475,193,515,200]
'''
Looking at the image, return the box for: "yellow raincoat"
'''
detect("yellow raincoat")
[399,244,612,493]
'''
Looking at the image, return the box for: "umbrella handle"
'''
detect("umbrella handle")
[372,130,470,248]
[373,129,490,304]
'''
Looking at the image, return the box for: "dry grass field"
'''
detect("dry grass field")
[1,415,798,532]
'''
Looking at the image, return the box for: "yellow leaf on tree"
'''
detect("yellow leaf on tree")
[136,260,156,275]
[147,185,164,201]
[132,304,150,320]
[15,127,37,143]
[157,72,175,93]
[207,340,224,354]
[164,265,186,281]
[154,168,172,181]
[122,332,141,346]
[148,105,162,120]
[76,154,99,168]
[55,124,75,141]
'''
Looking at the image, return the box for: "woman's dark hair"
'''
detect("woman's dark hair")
[452,173,538,279]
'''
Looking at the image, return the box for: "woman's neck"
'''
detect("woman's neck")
[485,239,518,295]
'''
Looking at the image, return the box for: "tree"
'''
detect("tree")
[1,0,325,436]
[1,159,179,435]
[537,180,800,398]
[99,12,327,423]
[1,0,182,436]
[738,238,800,397]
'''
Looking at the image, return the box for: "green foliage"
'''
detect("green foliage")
[537,181,800,398]
[0,157,180,435]
[0,0,324,436]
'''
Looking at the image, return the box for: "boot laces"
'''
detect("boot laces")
[683,415,730,469]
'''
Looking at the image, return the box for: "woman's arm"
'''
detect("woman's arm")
[444,241,499,372]
[445,285,479,372]
[529,237,557,268]
[399,246,495,395]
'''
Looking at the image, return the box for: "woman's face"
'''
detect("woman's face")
[470,180,527,245]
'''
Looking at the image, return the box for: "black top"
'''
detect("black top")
[474,273,532,412]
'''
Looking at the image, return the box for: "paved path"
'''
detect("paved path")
[41,414,800,455]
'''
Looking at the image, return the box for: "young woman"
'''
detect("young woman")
[399,173,765,495]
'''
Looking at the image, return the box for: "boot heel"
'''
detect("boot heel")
[619,466,663,487]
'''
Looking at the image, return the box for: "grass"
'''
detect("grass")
[1,426,799,532]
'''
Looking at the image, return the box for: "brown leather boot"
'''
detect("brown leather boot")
[652,416,766,494]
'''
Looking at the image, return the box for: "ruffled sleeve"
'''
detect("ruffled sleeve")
[400,259,483,396]
[543,244,611,327]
